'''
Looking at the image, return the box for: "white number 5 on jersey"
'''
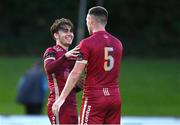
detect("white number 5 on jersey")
[104,47,114,71]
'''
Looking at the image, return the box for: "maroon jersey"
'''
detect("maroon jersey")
[43,45,78,124]
[78,31,123,124]
[78,31,123,97]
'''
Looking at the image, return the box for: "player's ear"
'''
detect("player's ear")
[89,16,93,24]
[54,33,58,39]
[90,15,96,26]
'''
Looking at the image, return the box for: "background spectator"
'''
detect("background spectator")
[16,61,48,115]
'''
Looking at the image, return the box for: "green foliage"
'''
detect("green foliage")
[0,0,179,57]
[0,57,180,116]
[0,0,79,56]
[105,0,180,57]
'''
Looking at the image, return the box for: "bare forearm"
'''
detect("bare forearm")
[60,71,81,99]
[51,62,85,114]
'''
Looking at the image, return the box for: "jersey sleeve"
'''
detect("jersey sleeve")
[43,47,56,62]
[43,47,67,73]
[76,40,89,64]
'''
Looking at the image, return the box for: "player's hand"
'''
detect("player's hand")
[52,97,65,115]
[65,45,80,58]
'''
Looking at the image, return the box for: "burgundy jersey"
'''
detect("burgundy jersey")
[43,44,76,103]
[78,31,123,96]
[43,45,78,124]
[78,31,123,124]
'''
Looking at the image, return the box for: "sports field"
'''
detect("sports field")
[0,57,179,116]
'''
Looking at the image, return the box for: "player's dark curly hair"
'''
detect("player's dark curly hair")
[50,18,74,39]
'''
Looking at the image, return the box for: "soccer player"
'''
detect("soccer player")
[43,18,82,124]
[52,6,123,124]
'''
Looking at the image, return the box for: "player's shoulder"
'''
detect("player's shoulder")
[44,45,65,53]
[44,46,56,54]
[43,46,56,59]
[108,32,123,45]
[43,45,66,59]
[107,32,119,41]
[80,35,94,46]
[45,47,55,52]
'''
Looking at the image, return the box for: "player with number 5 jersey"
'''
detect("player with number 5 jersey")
[78,24,123,125]
[75,6,123,124]
[78,31,122,90]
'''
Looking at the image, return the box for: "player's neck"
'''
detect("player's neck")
[92,26,106,34]
[56,41,68,51]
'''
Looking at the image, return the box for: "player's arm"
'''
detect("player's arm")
[61,62,85,98]
[52,42,86,114]
[44,46,79,73]
[44,52,66,73]
[75,70,86,92]
[52,61,86,114]
[75,76,84,92]
[60,51,86,97]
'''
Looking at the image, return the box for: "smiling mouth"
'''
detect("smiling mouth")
[66,35,73,40]
[65,38,72,42]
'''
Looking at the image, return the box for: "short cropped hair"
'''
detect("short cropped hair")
[50,18,73,38]
[88,6,108,25]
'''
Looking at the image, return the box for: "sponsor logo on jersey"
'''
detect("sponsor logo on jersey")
[84,105,91,125]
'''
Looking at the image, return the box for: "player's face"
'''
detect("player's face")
[86,14,93,35]
[56,25,74,47]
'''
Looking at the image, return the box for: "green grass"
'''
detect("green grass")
[120,58,180,116]
[0,57,39,115]
[0,57,180,116]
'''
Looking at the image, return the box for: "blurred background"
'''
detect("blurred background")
[0,0,180,123]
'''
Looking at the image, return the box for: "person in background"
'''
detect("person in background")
[16,61,48,115]
[43,18,83,124]
[52,6,123,124]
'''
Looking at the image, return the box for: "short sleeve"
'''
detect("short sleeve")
[43,48,56,63]
[77,40,89,64]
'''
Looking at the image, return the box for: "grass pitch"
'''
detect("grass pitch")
[0,57,179,116]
